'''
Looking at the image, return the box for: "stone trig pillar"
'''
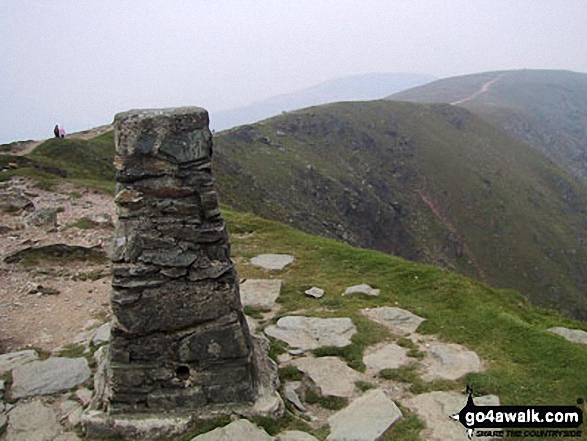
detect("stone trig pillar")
[103,107,258,413]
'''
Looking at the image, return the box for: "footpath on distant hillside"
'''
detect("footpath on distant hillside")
[450,73,504,105]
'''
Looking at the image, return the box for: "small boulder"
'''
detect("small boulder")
[304,287,324,299]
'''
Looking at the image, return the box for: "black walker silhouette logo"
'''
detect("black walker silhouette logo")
[450,386,583,439]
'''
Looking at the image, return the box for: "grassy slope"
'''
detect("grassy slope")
[214,100,587,320]
[390,69,587,188]
[3,129,586,439]
[224,207,587,440]
[0,131,116,192]
[4,103,587,322]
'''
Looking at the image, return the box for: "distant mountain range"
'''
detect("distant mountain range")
[390,69,587,188]
[209,72,436,132]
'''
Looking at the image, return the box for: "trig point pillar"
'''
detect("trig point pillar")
[86,108,283,432]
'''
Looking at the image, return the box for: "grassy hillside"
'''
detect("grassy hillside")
[0,131,116,192]
[390,69,587,188]
[225,207,587,439]
[4,99,587,323]
[213,100,587,321]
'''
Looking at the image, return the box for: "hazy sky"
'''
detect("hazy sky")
[1,0,586,143]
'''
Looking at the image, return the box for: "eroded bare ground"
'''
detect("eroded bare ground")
[0,177,115,353]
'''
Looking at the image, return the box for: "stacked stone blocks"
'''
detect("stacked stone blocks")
[105,107,257,413]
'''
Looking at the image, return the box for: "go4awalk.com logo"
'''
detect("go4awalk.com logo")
[450,387,584,439]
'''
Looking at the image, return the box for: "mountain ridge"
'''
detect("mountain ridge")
[389,69,587,188]
[210,72,436,132]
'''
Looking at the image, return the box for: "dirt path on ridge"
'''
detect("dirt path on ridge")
[450,73,504,105]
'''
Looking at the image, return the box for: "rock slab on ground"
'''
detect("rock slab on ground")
[277,431,319,441]
[327,389,402,441]
[420,342,482,381]
[343,284,380,296]
[10,357,91,399]
[0,350,38,375]
[92,322,111,345]
[548,327,587,345]
[404,391,500,441]
[265,316,356,350]
[292,356,362,398]
[191,419,273,441]
[304,287,324,299]
[363,343,409,374]
[240,279,284,308]
[361,307,425,335]
[4,399,61,441]
[251,254,294,270]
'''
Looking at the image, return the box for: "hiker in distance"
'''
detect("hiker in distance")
[54,124,60,138]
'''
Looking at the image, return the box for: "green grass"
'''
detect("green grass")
[223,207,587,408]
[214,99,587,322]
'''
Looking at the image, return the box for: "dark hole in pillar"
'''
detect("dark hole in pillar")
[176,365,190,381]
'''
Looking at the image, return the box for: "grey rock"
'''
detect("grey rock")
[86,212,113,225]
[292,357,362,398]
[81,410,193,440]
[548,327,587,345]
[0,350,38,375]
[284,381,306,411]
[251,253,294,270]
[361,307,425,335]
[0,193,34,213]
[24,208,58,229]
[327,389,402,441]
[11,357,91,399]
[265,316,357,350]
[304,287,324,299]
[0,412,6,433]
[191,419,273,441]
[91,322,111,345]
[363,343,409,374]
[404,391,499,441]
[59,399,83,428]
[420,343,482,381]
[240,279,283,308]
[4,399,61,441]
[343,284,380,296]
[277,431,319,441]
[54,434,82,441]
[75,387,93,407]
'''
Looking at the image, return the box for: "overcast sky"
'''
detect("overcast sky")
[1,0,586,143]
